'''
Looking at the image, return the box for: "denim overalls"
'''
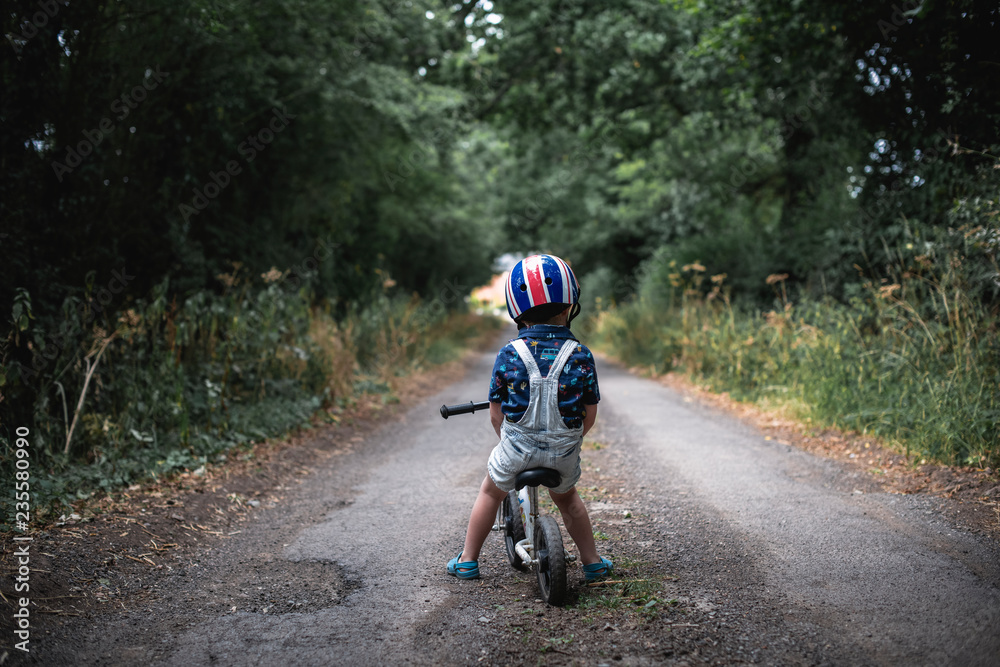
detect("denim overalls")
[487,339,585,494]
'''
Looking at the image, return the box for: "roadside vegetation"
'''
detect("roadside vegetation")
[467,1,999,471]
[1,0,503,525]
[3,269,499,524]
[581,223,999,468]
[4,1,997,522]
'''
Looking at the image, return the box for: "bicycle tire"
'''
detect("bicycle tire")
[502,490,527,570]
[534,515,567,605]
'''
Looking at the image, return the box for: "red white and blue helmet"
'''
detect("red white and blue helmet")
[505,254,580,322]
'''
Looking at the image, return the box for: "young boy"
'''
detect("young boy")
[447,254,612,581]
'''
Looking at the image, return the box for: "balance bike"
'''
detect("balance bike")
[441,400,574,605]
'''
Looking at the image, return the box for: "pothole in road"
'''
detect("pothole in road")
[198,558,359,615]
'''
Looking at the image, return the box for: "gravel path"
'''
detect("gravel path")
[590,363,1000,666]
[15,338,1000,666]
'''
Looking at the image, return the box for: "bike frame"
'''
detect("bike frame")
[492,485,540,566]
[493,485,577,568]
[442,399,574,605]
[511,485,538,566]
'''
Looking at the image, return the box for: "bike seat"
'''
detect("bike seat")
[514,468,561,490]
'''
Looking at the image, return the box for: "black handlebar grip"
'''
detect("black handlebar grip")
[440,400,490,419]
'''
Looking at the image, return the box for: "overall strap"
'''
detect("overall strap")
[546,340,579,383]
[512,338,577,380]
[510,339,542,380]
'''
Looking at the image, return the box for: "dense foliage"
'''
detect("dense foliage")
[2,0,998,517]
[1,0,504,515]
[460,0,997,302]
[452,0,998,465]
[584,260,998,467]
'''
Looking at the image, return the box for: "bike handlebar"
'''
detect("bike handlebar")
[440,400,490,419]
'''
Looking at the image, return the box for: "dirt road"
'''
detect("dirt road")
[17,336,1000,665]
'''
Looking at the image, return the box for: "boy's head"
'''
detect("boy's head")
[505,254,580,329]
[518,302,571,327]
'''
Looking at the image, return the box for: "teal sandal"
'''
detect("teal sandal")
[583,556,613,581]
[446,552,480,579]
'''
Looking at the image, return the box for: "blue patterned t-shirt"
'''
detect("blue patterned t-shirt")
[488,325,600,429]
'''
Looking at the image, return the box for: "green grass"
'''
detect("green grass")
[540,635,575,653]
[584,257,999,469]
[0,282,500,527]
[573,573,676,621]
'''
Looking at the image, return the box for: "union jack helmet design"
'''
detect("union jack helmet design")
[505,254,580,321]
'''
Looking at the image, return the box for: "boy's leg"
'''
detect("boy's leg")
[461,475,507,562]
[548,486,601,565]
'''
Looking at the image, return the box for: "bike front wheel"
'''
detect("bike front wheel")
[501,490,527,570]
[534,515,567,605]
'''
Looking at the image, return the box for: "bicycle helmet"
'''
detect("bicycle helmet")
[505,254,581,326]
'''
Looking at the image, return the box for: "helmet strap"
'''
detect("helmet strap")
[567,302,581,327]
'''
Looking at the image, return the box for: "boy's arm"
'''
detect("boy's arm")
[582,404,598,437]
[490,401,503,438]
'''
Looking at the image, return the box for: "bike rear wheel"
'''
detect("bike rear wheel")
[534,515,567,605]
[501,490,527,570]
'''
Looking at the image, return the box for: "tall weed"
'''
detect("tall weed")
[585,232,999,468]
[1,273,491,525]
